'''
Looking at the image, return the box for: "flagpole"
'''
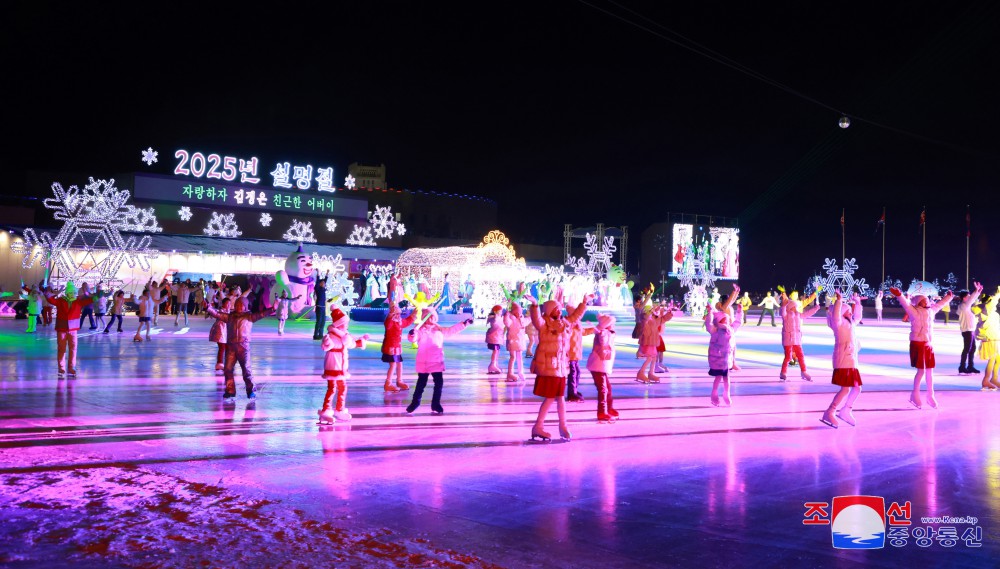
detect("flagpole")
[922,207,926,281]
[881,206,885,284]
[841,208,846,265]
[966,205,970,289]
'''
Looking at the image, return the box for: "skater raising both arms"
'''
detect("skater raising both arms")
[705,301,741,407]
[45,281,94,377]
[891,285,954,409]
[778,287,821,381]
[318,308,370,424]
[405,307,474,415]
[526,291,593,441]
[205,291,276,404]
[820,291,864,428]
[975,289,1000,391]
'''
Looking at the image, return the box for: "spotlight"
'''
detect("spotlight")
[839,116,851,129]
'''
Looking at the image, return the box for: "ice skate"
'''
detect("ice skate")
[395,379,409,390]
[907,395,922,409]
[654,365,667,374]
[529,427,551,442]
[779,373,787,381]
[710,393,720,407]
[558,426,572,441]
[67,369,77,377]
[215,363,224,371]
[487,365,502,375]
[58,368,66,377]
[926,395,939,409]
[969,367,982,374]
[334,408,352,421]
[722,392,731,406]
[317,408,335,425]
[647,372,661,383]
[800,372,812,382]
[133,334,143,342]
[384,382,400,393]
[597,413,616,423]
[635,371,649,383]
[505,373,519,383]
[836,406,856,427]
[820,407,838,428]
[222,395,236,405]
[608,407,619,418]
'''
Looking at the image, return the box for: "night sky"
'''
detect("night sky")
[5,2,998,290]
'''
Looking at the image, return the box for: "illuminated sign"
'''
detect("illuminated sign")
[173,149,338,192]
[133,173,367,220]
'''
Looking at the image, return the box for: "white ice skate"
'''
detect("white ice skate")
[318,408,335,425]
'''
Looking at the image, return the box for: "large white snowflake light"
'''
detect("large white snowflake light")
[344,174,356,190]
[813,258,872,298]
[283,219,317,243]
[178,206,192,221]
[325,219,338,232]
[203,212,242,238]
[370,205,397,239]
[330,272,360,307]
[141,147,159,166]
[259,212,272,227]
[346,225,375,246]
[10,177,161,287]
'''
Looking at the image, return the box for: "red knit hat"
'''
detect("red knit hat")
[330,307,348,327]
[492,305,502,314]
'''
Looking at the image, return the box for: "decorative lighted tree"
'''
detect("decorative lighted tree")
[10,177,161,287]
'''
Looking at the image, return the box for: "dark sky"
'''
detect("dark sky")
[4,1,999,290]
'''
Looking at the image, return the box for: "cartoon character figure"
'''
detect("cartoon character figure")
[275,244,315,313]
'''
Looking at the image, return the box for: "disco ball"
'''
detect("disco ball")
[839,116,851,129]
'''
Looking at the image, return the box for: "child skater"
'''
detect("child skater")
[103,290,129,333]
[21,283,43,333]
[525,318,538,359]
[405,307,474,415]
[526,292,592,441]
[78,282,97,330]
[318,308,370,424]
[45,281,93,376]
[486,305,504,374]
[705,303,740,407]
[636,304,673,383]
[134,281,168,342]
[565,315,589,402]
[275,290,301,335]
[209,297,231,372]
[874,290,884,323]
[92,283,111,332]
[504,301,528,382]
[205,293,275,403]
[779,289,821,381]
[976,290,1000,391]
[382,300,415,392]
[585,313,619,422]
[820,291,864,428]
[957,282,984,375]
[891,286,954,409]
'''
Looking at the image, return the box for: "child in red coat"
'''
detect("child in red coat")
[45,281,93,376]
[382,301,415,392]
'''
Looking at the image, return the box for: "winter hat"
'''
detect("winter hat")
[597,313,616,329]
[234,296,249,312]
[491,305,502,314]
[713,311,729,325]
[542,300,560,318]
[912,295,928,308]
[64,281,77,299]
[424,306,439,324]
[331,307,348,327]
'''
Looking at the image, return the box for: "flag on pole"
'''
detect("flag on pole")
[919,207,926,232]
[840,209,845,227]
[966,206,971,238]
[875,208,885,234]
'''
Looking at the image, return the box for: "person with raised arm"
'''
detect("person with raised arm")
[891,285,954,409]
[819,291,865,428]
[957,282,984,375]
[778,287,821,381]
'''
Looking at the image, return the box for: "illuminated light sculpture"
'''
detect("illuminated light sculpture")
[346,225,376,246]
[344,174,356,190]
[203,212,242,238]
[10,177,161,288]
[906,279,939,298]
[283,219,317,243]
[812,258,871,298]
[676,245,715,316]
[178,206,193,221]
[259,212,272,227]
[325,219,338,232]
[141,147,159,166]
[566,233,616,278]
[370,205,398,239]
[275,245,316,313]
[397,223,407,236]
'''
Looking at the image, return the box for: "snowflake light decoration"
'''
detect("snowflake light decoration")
[203,212,242,238]
[346,225,375,246]
[396,223,407,236]
[178,206,192,221]
[311,252,347,276]
[369,205,398,239]
[141,147,158,166]
[812,258,872,298]
[10,177,161,287]
[283,219,317,243]
[259,212,272,227]
[344,174,356,190]
[325,219,338,232]
[565,233,616,278]
[330,272,360,307]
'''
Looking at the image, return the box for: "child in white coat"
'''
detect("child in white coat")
[820,291,864,428]
[318,308,370,424]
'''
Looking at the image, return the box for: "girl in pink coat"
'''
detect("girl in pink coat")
[504,302,528,382]
[405,308,474,414]
[585,313,618,422]
[779,290,821,381]
[209,297,231,372]
[820,291,864,427]
[527,292,592,441]
[891,286,954,409]
[485,305,504,374]
[318,308,370,424]
[636,305,673,383]
[705,304,741,406]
